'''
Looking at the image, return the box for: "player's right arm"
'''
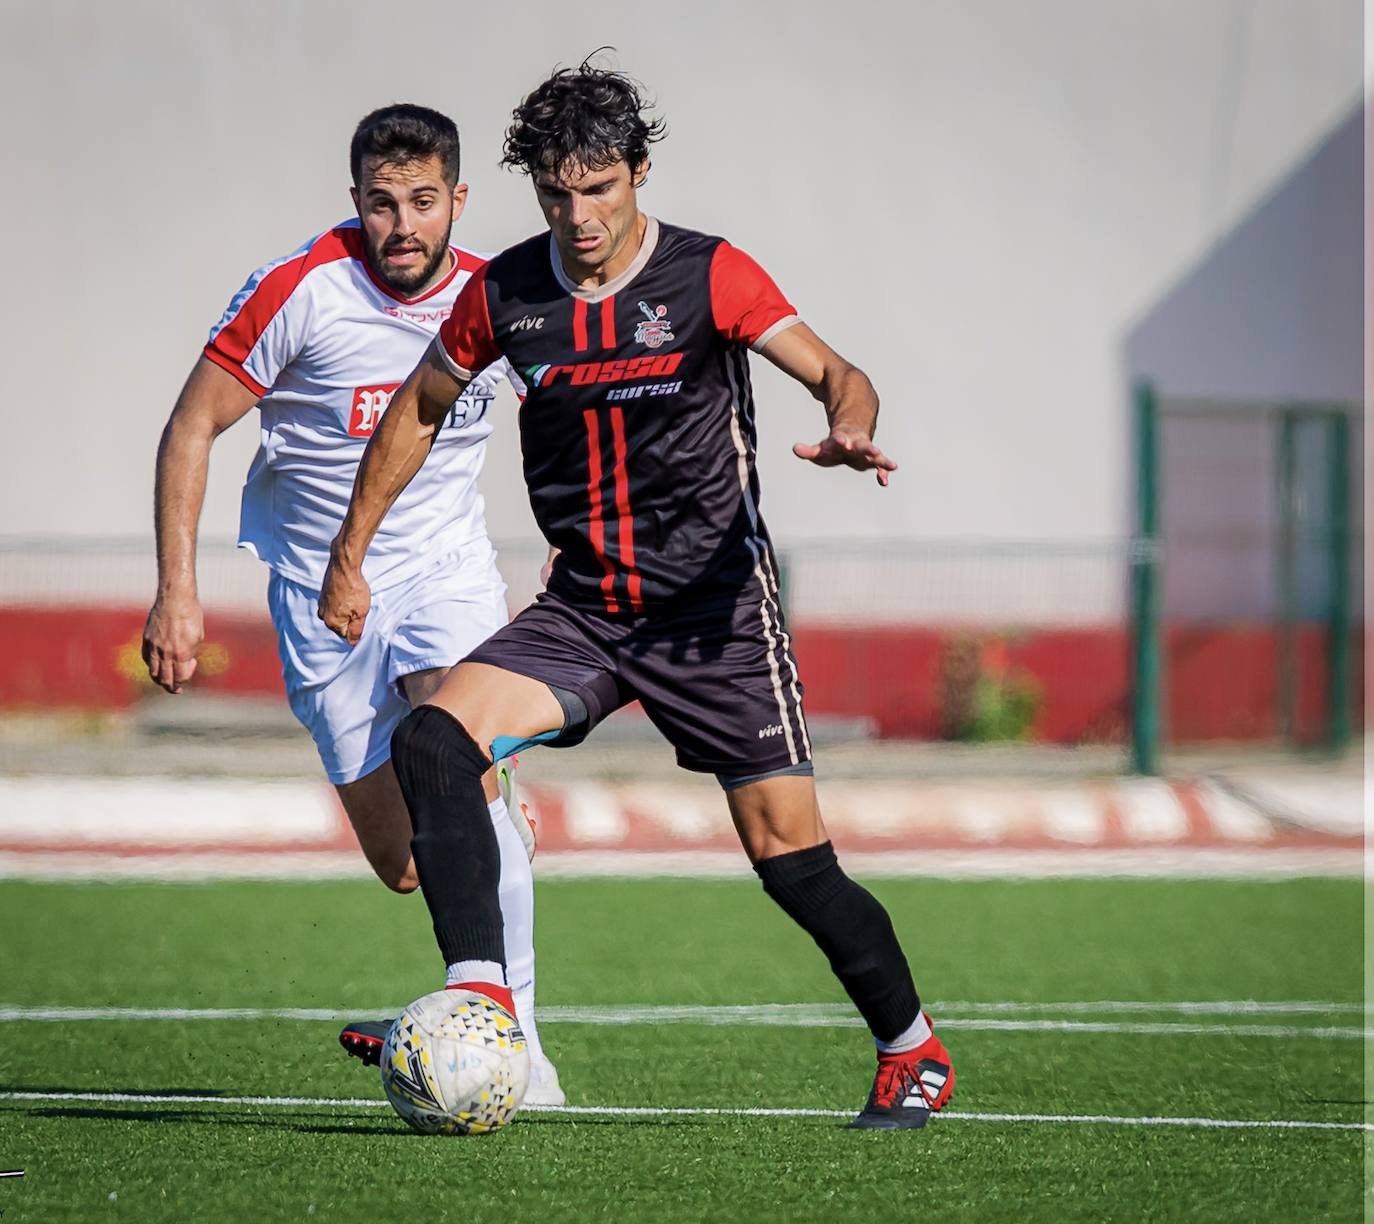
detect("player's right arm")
[318,349,469,643]
[142,358,257,693]
[146,234,320,690]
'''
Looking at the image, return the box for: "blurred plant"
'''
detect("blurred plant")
[114,636,231,686]
[939,632,1042,742]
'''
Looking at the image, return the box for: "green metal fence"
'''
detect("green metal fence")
[1131,383,1362,773]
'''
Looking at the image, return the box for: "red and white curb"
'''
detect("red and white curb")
[0,774,1360,879]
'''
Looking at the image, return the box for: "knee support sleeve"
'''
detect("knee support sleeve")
[755,841,920,1043]
[391,705,504,968]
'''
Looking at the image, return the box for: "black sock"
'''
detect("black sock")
[755,841,920,1043]
[390,705,504,969]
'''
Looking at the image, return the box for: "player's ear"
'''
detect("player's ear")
[349,185,361,215]
[630,159,650,189]
[450,182,469,221]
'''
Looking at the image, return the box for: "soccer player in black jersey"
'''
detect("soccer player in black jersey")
[320,60,955,1129]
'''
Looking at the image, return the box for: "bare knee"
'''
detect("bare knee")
[726,774,827,863]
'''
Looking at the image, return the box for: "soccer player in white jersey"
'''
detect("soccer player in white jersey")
[141,105,563,1104]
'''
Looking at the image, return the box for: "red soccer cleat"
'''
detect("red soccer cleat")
[848,1019,955,1130]
[339,1019,389,1066]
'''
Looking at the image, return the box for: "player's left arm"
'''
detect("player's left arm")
[760,323,897,487]
[710,241,895,486]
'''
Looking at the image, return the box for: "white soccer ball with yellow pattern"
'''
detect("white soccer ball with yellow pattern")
[380,988,530,1135]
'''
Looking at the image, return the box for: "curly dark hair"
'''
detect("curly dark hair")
[501,52,666,178]
[350,104,460,187]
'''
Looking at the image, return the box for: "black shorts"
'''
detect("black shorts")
[466,575,812,780]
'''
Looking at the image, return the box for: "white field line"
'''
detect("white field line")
[0,1090,1368,1133]
[941,1020,1370,1039]
[535,1009,1372,1040]
[0,847,1363,881]
[939,999,1366,1015]
[0,1001,1366,1039]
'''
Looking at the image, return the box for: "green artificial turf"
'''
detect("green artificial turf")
[0,877,1364,1222]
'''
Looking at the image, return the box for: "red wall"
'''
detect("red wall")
[0,607,285,709]
[790,623,1361,743]
[0,604,1361,744]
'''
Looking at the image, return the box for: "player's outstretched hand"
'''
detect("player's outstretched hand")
[318,558,371,646]
[792,426,898,486]
[142,593,204,694]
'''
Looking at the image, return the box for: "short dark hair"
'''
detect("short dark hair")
[350,104,460,187]
[501,52,665,179]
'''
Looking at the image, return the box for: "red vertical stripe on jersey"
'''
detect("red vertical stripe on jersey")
[608,406,644,612]
[600,295,617,349]
[582,409,620,614]
[572,298,589,352]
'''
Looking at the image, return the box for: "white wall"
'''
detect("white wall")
[0,0,1360,562]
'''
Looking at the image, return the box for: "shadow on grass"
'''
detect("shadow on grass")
[23,1105,399,1135]
[1,1084,235,1097]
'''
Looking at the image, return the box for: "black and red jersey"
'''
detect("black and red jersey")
[434,217,801,613]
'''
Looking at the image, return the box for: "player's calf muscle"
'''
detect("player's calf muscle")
[334,763,419,893]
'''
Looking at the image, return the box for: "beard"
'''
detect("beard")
[367,227,451,296]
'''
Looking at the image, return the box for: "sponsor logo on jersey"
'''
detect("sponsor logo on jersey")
[524,351,684,389]
[510,315,545,332]
[448,384,496,428]
[758,723,786,739]
[634,301,674,349]
[352,381,494,436]
[348,384,401,436]
[605,380,683,402]
[382,305,450,325]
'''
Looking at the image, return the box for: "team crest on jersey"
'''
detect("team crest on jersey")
[634,301,675,349]
[348,384,401,437]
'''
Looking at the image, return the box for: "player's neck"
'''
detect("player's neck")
[560,211,648,290]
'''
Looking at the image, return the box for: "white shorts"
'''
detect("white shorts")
[268,543,509,785]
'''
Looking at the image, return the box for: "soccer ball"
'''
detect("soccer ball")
[380,989,530,1135]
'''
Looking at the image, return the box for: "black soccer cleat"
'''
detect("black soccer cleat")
[339,1019,391,1067]
[848,1028,956,1131]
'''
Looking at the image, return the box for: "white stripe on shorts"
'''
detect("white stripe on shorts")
[724,350,805,764]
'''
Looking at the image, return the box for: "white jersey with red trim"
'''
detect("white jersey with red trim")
[205,218,514,593]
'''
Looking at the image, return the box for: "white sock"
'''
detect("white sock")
[487,796,545,1062]
[875,1011,933,1056]
[445,960,505,987]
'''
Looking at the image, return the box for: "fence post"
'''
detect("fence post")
[1275,408,1298,743]
[1326,410,1351,749]
[1131,381,1161,775]
[775,550,791,624]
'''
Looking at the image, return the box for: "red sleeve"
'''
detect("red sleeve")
[709,242,800,349]
[436,264,500,376]
[202,344,268,397]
